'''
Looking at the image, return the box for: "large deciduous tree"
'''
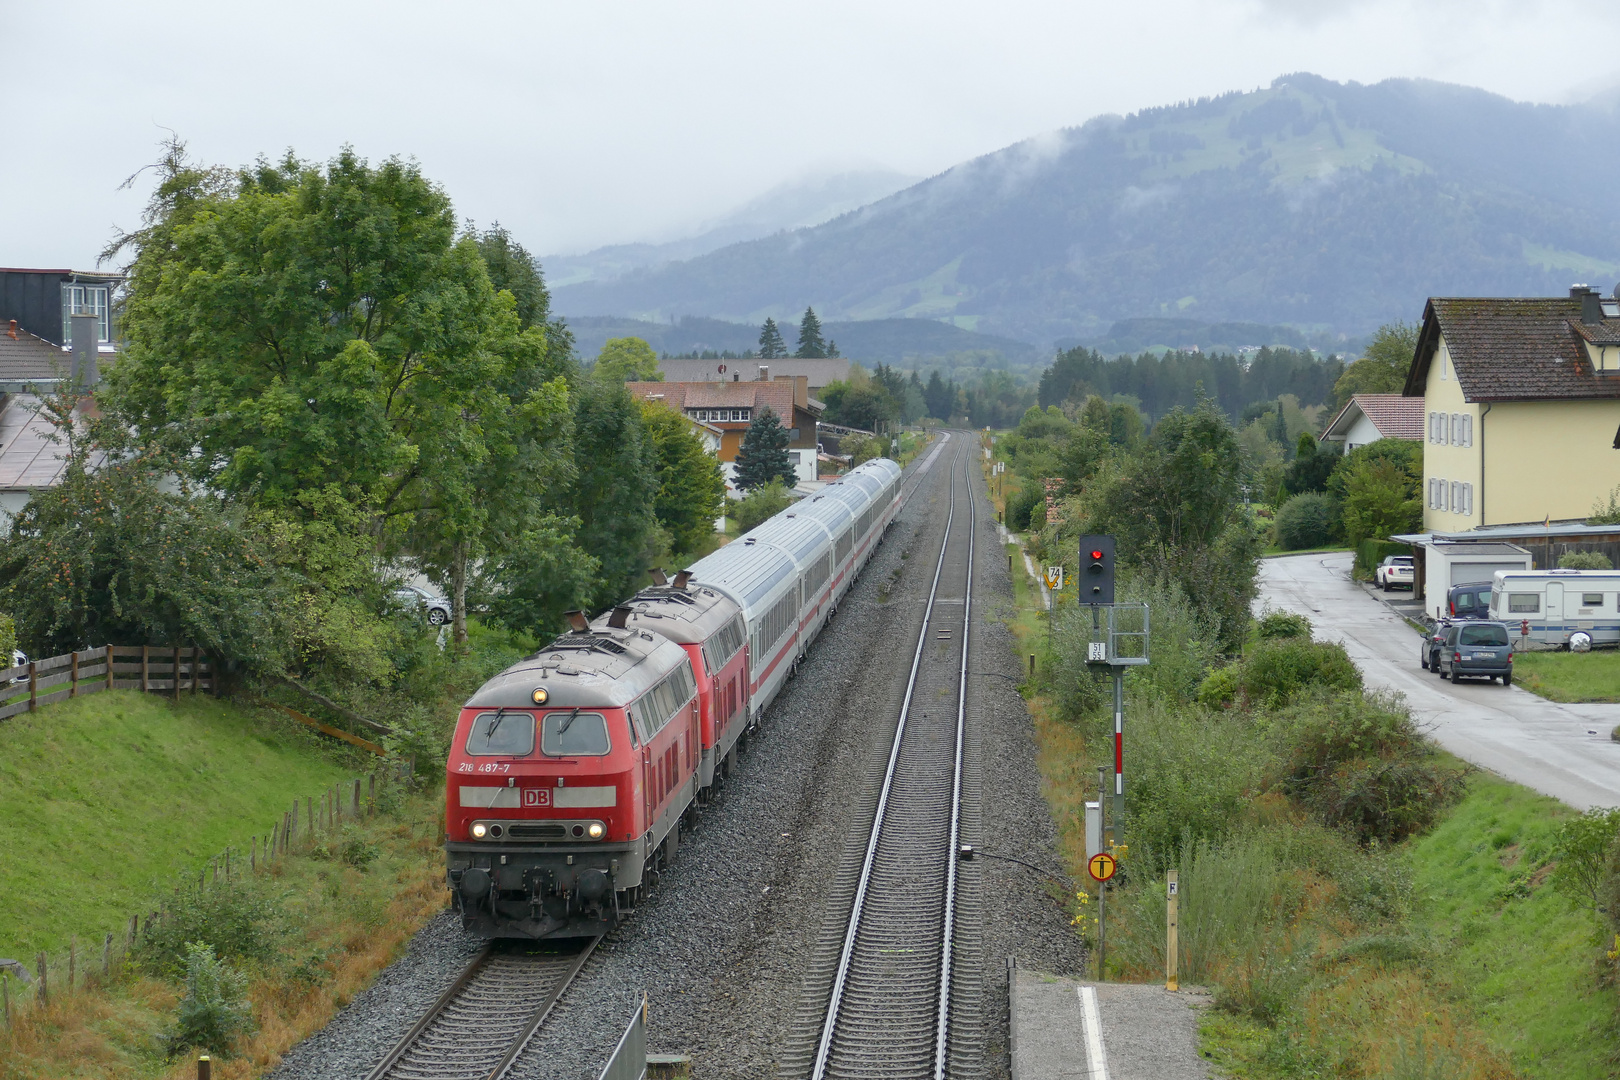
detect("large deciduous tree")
[103,143,578,648]
[594,337,662,382]
[639,401,726,556]
[1332,322,1420,408]
[733,408,796,491]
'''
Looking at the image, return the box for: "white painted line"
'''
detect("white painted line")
[1079,986,1110,1080]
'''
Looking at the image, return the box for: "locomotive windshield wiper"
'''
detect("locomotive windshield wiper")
[557,707,582,735]
[484,707,509,740]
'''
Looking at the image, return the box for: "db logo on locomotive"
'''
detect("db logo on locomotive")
[522,789,552,808]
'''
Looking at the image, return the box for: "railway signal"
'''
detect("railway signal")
[1079,535,1115,604]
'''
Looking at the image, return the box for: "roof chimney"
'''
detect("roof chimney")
[757,365,769,381]
[70,312,99,390]
[1579,286,1605,325]
[6,319,16,340]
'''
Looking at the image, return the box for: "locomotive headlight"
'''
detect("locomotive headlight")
[587,822,605,840]
[471,823,488,839]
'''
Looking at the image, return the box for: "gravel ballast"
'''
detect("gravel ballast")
[269,436,1080,1080]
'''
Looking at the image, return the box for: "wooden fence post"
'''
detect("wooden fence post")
[352,778,360,818]
[36,952,47,1005]
[27,661,36,712]
[141,646,149,693]
[67,937,75,991]
[2,969,9,1027]
[368,773,376,814]
[70,651,78,698]
[106,645,115,692]
[101,932,112,978]
[172,647,181,701]
[306,796,314,843]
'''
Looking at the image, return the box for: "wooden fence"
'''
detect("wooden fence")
[0,646,214,723]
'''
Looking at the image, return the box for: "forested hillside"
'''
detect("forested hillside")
[556,73,1620,343]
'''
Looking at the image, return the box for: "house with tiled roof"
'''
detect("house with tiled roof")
[657,358,849,396]
[1403,286,1620,529]
[627,375,822,488]
[1319,393,1424,451]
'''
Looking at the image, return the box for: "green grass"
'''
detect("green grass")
[1261,544,1353,557]
[1512,650,1620,703]
[0,691,365,958]
[1407,771,1614,1078]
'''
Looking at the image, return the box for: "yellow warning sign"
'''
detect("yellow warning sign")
[1045,566,1064,591]
[1088,852,1117,883]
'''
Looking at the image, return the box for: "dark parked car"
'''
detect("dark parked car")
[1420,622,1449,671]
[1446,582,1493,620]
[1437,621,1515,684]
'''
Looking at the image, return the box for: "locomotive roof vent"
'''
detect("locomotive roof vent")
[649,568,668,586]
[607,605,634,629]
[673,570,693,589]
[565,610,589,633]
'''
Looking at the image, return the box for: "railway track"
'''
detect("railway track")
[805,443,979,1079]
[364,937,599,1080]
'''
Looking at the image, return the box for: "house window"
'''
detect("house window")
[61,284,110,343]
[1461,482,1473,515]
[1461,414,1472,446]
[787,428,799,440]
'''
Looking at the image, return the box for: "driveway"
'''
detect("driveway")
[1259,552,1620,810]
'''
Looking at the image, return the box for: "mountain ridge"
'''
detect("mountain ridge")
[554,73,1620,346]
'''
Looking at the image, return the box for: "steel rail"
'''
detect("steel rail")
[934,440,974,1080]
[811,442,971,1080]
[363,935,599,1080]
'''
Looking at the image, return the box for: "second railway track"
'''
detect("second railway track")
[365,937,599,1080]
[805,442,979,1080]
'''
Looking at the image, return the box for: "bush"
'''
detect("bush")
[1124,701,1268,862]
[1273,492,1339,550]
[1279,691,1466,844]
[136,878,286,976]
[1559,550,1614,570]
[1236,638,1361,708]
[1006,480,1046,532]
[163,942,254,1056]
[1552,807,1620,919]
[729,482,795,534]
[1257,609,1312,640]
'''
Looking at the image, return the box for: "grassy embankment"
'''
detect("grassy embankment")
[0,691,451,1080]
[984,446,1617,1079]
[0,691,362,958]
[1512,650,1620,704]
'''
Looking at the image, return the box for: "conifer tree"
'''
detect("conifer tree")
[758,317,788,359]
[733,407,796,491]
[795,307,827,358]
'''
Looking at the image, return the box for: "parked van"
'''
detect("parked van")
[1488,569,1620,650]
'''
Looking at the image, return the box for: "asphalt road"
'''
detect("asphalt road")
[1259,552,1620,810]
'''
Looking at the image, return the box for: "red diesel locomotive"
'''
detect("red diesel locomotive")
[446,458,902,939]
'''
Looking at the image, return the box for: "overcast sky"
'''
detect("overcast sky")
[8,0,1620,271]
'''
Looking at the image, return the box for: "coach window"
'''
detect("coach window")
[1582,593,1605,609]
[1507,594,1539,613]
[465,711,536,756]
[541,711,611,756]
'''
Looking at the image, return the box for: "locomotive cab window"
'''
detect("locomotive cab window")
[541,711,611,756]
[465,711,535,756]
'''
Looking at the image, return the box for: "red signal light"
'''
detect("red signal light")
[1090,550,1104,559]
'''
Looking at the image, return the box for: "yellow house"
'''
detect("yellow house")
[1403,287,1620,528]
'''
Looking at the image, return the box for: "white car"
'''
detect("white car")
[1376,555,1415,592]
[395,585,452,625]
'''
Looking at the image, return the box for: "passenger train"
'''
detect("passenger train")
[445,458,904,938]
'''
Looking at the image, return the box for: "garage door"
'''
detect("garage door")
[1450,562,1527,587]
